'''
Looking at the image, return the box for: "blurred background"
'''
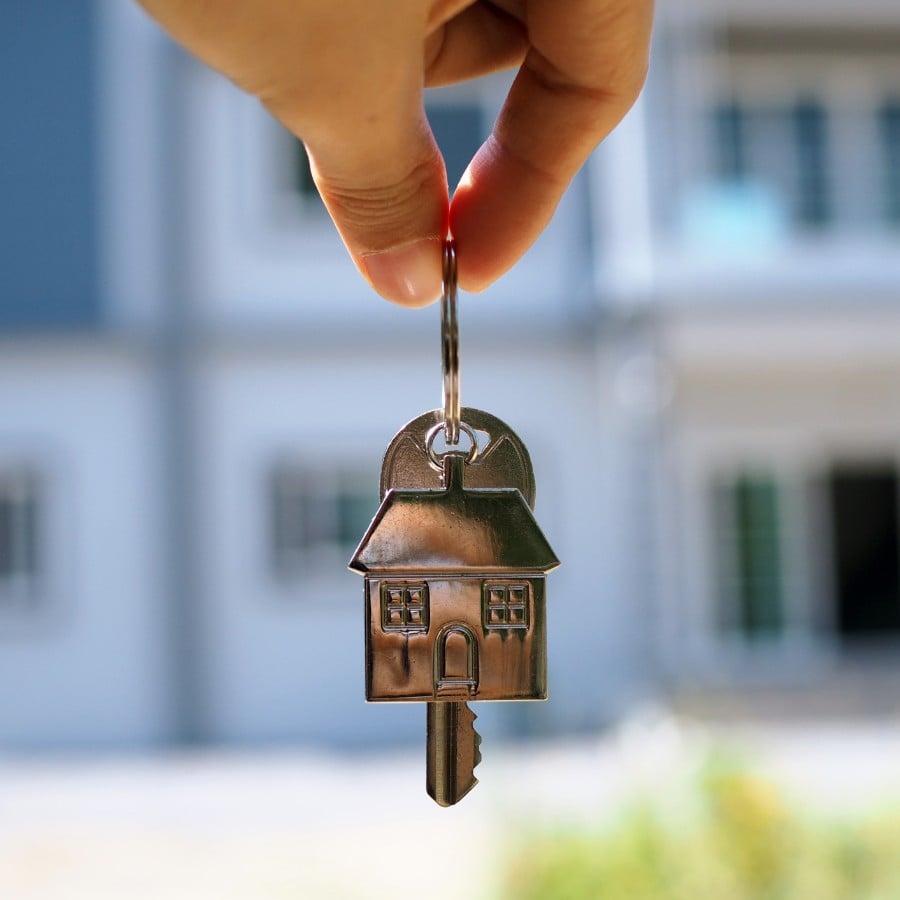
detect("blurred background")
[4,0,900,896]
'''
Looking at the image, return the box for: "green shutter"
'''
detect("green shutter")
[715,474,784,638]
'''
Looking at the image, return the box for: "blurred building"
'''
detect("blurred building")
[648,0,900,716]
[2,0,900,751]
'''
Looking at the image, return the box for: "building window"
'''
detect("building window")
[291,139,324,209]
[828,464,900,638]
[713,473,784,639]
[792,100,830,227]
[0,472,40,608]
[426,103,485,190]
[381,582,429,633]
[483,582,529,630]
[269,464,377,579]
[713,102,746,181]
[708,100,831,230]
[879,102,900,227]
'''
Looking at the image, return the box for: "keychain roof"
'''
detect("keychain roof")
[349,453,559,574]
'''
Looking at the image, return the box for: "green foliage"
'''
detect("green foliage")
[501,759,900,900]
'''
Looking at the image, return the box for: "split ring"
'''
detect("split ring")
[440,239,460,445]
[425,421,479,471]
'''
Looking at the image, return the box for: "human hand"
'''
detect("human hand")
[137,0,653,306]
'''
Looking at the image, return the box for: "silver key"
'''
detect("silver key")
[427,700,482,807]
[350,428,558,805]
[348,242,559,806]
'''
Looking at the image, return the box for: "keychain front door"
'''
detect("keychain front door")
[349,241,559,806]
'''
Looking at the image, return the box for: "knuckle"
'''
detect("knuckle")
[317,154,446,249]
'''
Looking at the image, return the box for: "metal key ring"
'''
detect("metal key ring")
[441,239,461,445]
[424,420,479,470]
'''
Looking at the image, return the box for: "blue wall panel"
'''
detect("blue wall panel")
[0,1,99,329]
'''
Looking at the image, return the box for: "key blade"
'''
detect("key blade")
[426,701,481,807]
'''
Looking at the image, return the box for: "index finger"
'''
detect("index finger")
[449,0,654,291]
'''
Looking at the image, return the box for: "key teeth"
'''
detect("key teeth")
[427,701,481,807]
[463,704,482,770]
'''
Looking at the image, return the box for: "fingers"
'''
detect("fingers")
[304,113,448,308]
[320,0,526,307]
[267,19,449,308]
[450,0,653,291]
[141,0,449,307]
[138,0,653,305]
[425,3,528,87]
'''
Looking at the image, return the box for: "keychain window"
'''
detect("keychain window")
[380,582,429,634]
[482,582,529,630]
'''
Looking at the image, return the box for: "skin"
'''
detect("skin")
[137,0,654,306]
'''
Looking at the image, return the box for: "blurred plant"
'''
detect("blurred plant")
[501,757,900,900]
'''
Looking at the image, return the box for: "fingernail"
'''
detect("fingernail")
[362,239,442,307]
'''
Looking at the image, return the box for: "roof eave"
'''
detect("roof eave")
[349,563,558,577]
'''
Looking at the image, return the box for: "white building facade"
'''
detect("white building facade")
[2,0,900,751]
[643,0,900,713]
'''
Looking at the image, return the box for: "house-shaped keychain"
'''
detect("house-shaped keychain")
[350,452,559,704]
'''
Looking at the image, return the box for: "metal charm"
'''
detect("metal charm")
[349,239,559,807]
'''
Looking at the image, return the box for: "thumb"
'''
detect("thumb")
[304,106,448,308]
[135,0,445,305]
